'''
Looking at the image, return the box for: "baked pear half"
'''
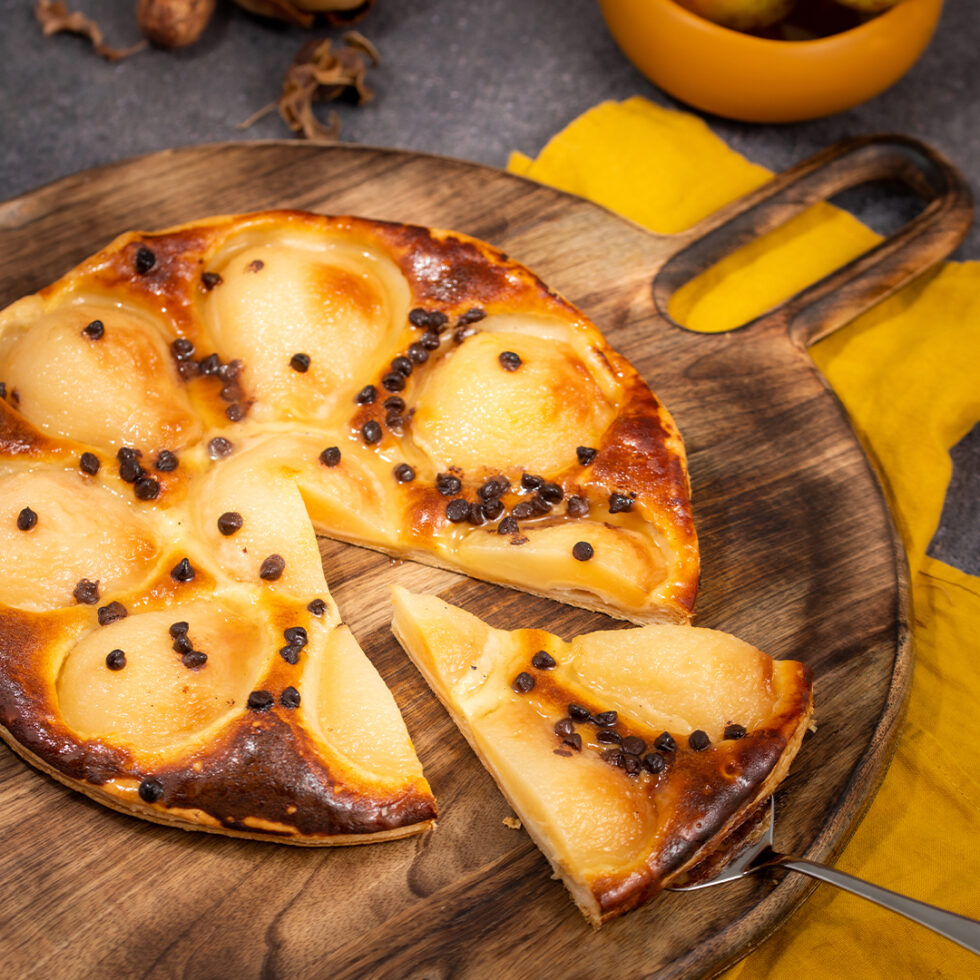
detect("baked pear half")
[390,587,813,925]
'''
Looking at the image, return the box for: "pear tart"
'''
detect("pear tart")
[390,588,813,925]
[0,210,696,842]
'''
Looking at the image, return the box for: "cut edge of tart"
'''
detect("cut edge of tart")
[389,586,813,926]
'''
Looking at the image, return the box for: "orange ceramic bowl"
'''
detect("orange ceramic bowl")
[597,0,944,122]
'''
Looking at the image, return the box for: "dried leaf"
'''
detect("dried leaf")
[240,31,381,141]
[35,1,147,61]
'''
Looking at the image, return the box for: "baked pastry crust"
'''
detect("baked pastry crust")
[390,587,813,925]
[0,209,697,841]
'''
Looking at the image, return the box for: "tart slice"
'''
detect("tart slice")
[390,587,813,925]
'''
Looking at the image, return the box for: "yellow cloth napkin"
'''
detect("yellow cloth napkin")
[509,98,980,978]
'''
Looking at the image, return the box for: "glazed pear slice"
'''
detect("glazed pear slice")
[390,587,813,925]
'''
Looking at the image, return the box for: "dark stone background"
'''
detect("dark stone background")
[1,0,976,573]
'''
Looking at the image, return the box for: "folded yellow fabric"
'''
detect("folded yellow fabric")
[509,97,980,977]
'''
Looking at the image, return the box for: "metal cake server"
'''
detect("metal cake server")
[667,797,980,955]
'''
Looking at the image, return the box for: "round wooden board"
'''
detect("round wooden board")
[0,143,915,979]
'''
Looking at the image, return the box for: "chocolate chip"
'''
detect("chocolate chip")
[478,479,502,502]
[512,671,535,694]
[609,493,633,514]
[220,360,242,382]
[568,703,590,721]
[356,384,377,405]
[724,723,747,740]
[280,644,301,665]
[97,601,127,626]
[623,754,642,775]
[284,626,307,648]
[467,503,487,526]
[247,690,274,711]
[81,319,104,340]
[483,498,504,520]
[435,473,462,496]
[134,245,156,274]
[576,446,597,466]
[16,507,37,531]
[138,777,163,802]
[419,331,441,350]
[280,686,301,709]
[446,498,470,523]
[566,495,589,518]
[246,259,264,273]
[381,372,405,392]
[572,541,594,562]
[597,729,622,744]
[689,730,711,751]
[643,752,666,774]
[217,511,243,536]
[307,598,327,616]
[362,420,382,444]
[407,343,429,364]
[457,308,486,327]
[225,404,245,422]
[593,711,618,727]
[169,621,189,638]
[105,649,126,671]
[383,395,406,413]
[172,633,193,654]
[391,356,413,378]
[171,338,195,360]
[155,450,178,472]
[73,579,100,604]
[319,446,341,467]
[201,271,222,290]
[601,748,624,768]
[171,558,195,582]
[199,353,221,376]
[511,501,534,520]
[394,463,416,483]
[539,482,563,504]
[654,732,677,753]
[497,515,519,535]
[79,452,100,475]
[562,731,583,751]
[134,476,160,500]
[622,736,646,756]
[208,437,234,460]
[498,351,522,371]
[530,495,552,515]
[554,718,575,737]
[259,554,285,581]
[531,650,556,670]
[289,353,311,373]
[181,650,208,669]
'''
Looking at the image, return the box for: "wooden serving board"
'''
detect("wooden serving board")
[0,138,971,979]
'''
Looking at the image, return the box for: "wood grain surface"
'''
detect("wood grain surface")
[0,137,970,980]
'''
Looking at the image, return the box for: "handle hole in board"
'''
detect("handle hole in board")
[665,179,931,336]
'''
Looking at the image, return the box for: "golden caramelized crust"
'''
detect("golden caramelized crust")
[0,209,698,843]
[390,588,812,926]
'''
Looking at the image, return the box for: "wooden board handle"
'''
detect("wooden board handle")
[651,135,974,346]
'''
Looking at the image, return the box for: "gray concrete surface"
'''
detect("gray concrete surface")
[1,0,976,572]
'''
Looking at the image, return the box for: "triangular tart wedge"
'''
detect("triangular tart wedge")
[390,587,813,924]
[0,209,696,842]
